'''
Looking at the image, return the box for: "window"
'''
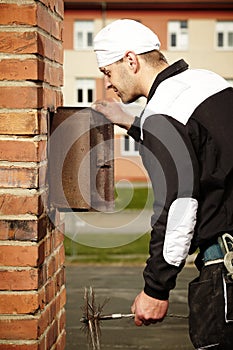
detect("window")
[168,20,188,50]
[216,21,233,50]
[76,79,95,106]
[121,135,139,156]
[74,20,94,50]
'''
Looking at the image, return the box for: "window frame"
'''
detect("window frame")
[74,20,94,50]
[216,21,233,51]
[168,20,189,51]
[75,78,95,107]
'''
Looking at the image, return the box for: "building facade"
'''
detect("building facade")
[63,0,233,183]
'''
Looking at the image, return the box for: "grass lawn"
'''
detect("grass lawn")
[64,232,150,264]
[114,185,154,210]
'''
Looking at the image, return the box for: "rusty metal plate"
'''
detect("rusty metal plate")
[49,107,114,211]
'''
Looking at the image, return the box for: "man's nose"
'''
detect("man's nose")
[104,76,112,89]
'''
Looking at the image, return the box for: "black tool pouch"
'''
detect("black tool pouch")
[188,265,233,349]
[188,269,222,348]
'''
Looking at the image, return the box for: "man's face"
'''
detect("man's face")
[100,60,141,104]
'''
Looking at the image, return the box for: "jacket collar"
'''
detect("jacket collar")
[147,59,189,103]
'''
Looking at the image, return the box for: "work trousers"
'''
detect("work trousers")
[188,263,233,349]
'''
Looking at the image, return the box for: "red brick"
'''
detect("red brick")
[0,218,47,242]
[0,139,47,162]
[0,344,39,350]
[0,30,62,63]
[53,230,64,250]
[47,256,56,279]
[45,278,55,304]
[0,165,38,188]
[0,163,47,189]
[0,192,44,216]
[57,244,65,268]
[58,308,66,334]
[0,244,43,267]
[43,87,63,108]
[0,268,38,291]
[38,264,47,288]
[38,33,63,64]
[0,85,63,109]
[47,299,56,324]
[0,32,37,54]
[55,267,65,293]
[38,336,46,350]
[39,109,49,135]
[0,317,38,340]
[46,319,58,349]
[38,286,46,312]
[37,3,63,40]
[38,305,50,336]
[0,59,63,87]
[0,3,36,25]
[39,162,48,188]
[44,234,51,258]
[56,330,66,350]
[56,288,66,313]
[0,1,65,347]
[0,292,40,314]
[0,110,47,135]
[43,62,63,87]
[0,59,38,81]
[0,86,42,109]
[39,0,64,18]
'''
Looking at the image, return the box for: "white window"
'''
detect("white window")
[121,135,139,156]
[168,20,188,50]
[76,79,95,106]
[216,21,233,50]
[74,20,94,50]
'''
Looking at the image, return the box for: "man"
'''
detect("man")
[92,19,233,349]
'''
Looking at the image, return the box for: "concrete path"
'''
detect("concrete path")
[65,264,197,350]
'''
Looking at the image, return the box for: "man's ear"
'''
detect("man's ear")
[124,51,139,72]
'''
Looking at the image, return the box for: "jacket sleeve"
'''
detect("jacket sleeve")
[127,116,141,142]
[140,114,200,300]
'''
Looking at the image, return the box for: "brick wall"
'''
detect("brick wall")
[0,1,66,349]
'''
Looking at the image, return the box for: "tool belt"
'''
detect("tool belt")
[202,233,233,279]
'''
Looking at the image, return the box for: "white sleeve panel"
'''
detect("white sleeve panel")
[163,197,198,266]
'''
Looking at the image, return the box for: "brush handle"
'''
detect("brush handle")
[100,313,134,320]
[80,312,188,323]
[80,313,134,323]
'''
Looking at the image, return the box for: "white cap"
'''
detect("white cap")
[94,19,161,68]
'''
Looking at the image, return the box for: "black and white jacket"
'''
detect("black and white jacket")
[128,59,233,300]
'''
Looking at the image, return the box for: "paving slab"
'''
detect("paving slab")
[65,264,197,350]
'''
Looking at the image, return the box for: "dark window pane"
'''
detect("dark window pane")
[180,21,187,29]
[228,32,233,47]
[171,33,176,47]
[124,135,129,151]
[77,89,83,102]
[87,32,93,47]
[87,89,93,103]
[218,32,224,47]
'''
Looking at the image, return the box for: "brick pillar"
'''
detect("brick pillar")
[0,1,66,349]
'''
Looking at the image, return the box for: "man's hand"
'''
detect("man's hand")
[92,98,135,130]
[131,291,169,326]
